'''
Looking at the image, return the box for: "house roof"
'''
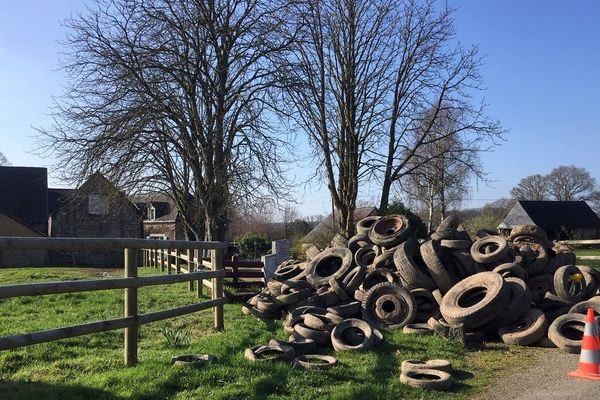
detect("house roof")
[299,207,378,244]
[132,193,180,222]
[48,188,74,215]
[0,166,48,233]
[0,210,46,237]
[499,201,600,231]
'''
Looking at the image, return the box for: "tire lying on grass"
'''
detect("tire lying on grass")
[331,318,375,351]
[244,344,295,362]
[269,338,316,356]
[440,271,507,329]
[400,369,453,391]
[400,359,453,374]
[293,354,338,370]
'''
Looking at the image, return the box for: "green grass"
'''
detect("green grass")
[0,267,531,400]
[575,248,600,269]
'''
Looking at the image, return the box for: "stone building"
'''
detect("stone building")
[133,194,189,240]
[49,172,143,266]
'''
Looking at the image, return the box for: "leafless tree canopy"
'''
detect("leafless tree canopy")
[0,151,9,166]
[401,108,478,231]
[511,166,597,203]
[546,165,596,201]
[510,174,549,201]
[37,0,296,240]
[280,0,502,237]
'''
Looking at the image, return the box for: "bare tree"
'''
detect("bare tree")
[376,0,503,212]
[0,151,9,166]
[37,0,296,241]
[546,165,596,201]
[401,108,475,231]
[279,0,394,238]
[510,174,548,201]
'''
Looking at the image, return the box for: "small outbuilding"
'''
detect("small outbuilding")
[498,201,600,240]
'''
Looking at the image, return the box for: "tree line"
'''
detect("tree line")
[38,0,503,241]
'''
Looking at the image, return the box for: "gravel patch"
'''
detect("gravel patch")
[476,347,598,400]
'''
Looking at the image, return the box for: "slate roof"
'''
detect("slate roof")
[299,207,378,244]
[132,193,180,222]
[0,166,48,233]
[500,201,600,231]
[48,188,74,215]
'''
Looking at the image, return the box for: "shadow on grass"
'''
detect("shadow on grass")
[0,381,124,400]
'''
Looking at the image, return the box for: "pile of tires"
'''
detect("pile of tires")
[242,215,593,359]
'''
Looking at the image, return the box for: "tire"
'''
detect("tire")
[362,268,398,291]
[420,240,456,293]
[362,282,416,331]
[488,277,532,328]
[548,313,587,353]
[368,215,411,247]
[305,246,321,261]
[348,234,371,254]
[515,242,548,276]
[509,224,548,242]
[400,359,453,374]
[528,274,554,304]
[331,318,375,351]
[493,263,528,281]
[569,296,600,316]
[427,317,449,337]
[394,242,436,290]
[497,308,547,346]
[554,265,590,302]
[293,323,331,345]
[170,354,216,366]
[410,288,440,323]
[303,313,338,332]
[328,301,362,317]
[356,215,381,235]
[400,369,453,391]
[274,263,304,281]
[440,240,472,250]
[470,236,509,265]
[306,247,354,288]
[293,354,338,369]
[269,338,316,356]
[343,266,367,292]
[287,306,328,320]
[244,344,295,362]
[440,271,508,329]
[371,250,397,271]
[402,323,433,335]
[276,288,313,305]
[355,245,378,269]
[329,277,349,301]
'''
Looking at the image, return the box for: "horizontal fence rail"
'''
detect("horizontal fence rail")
[0,237,226,366]
[558,240,600,262]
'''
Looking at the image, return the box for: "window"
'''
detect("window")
[148,205,156,220]
[88,194,109,215]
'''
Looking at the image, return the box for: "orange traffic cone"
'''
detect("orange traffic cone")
[568,307,600,380]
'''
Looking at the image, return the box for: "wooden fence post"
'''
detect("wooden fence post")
[124,248,138,366]
[175,249,181,274]
[187,249,194,291]
[195,249,202,299]
[160,249,165,272]
[211,248,224,330]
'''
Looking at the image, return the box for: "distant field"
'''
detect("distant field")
[575,248,600,269]
[0,267,533,400]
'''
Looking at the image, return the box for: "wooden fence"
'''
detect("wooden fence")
[0,237,227,366]
[143,249,265,289]
[559,239,600,261]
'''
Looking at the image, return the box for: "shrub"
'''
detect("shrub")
[236,232,271,259]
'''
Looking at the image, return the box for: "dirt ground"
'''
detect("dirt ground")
[475,347,599,400]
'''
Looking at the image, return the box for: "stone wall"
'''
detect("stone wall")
[261,239,290,280]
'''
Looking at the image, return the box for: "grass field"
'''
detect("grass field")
[575,248,600,269]
[0,267,532,400]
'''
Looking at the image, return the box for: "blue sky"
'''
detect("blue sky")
[1,1,599,217]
